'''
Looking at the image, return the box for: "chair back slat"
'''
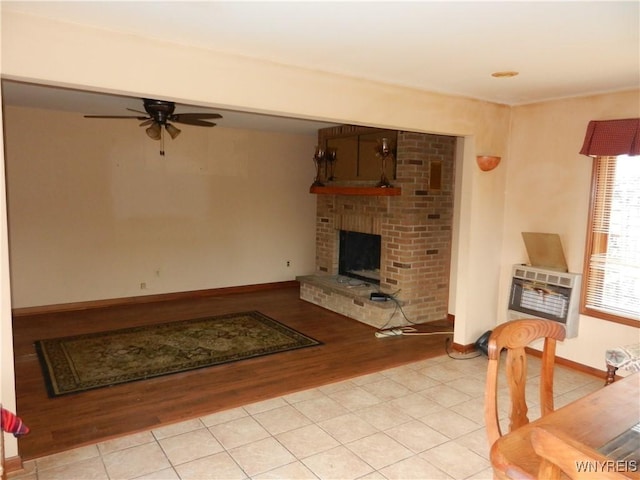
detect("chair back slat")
[505,346,529,432]
[484,319,566,448]
[540,337,558,416]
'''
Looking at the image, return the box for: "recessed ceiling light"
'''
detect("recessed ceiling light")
[491,71,519,78]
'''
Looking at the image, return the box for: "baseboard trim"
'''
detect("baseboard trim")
[451,341,476,354]
[12,281,299,317]
[451,343,607,380]
[524,346,607,380]
[3,455,24,477]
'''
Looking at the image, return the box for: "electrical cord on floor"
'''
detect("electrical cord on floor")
[374,289,456,338]
[391,297,419,326]
[399,326,453,336]
[375,326,453,338]
[389,291,422,326]
[375,289,426,332]
[444,337,482,360]
[375,295,402,332]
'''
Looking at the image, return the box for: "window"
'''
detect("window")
[582,154,640,326]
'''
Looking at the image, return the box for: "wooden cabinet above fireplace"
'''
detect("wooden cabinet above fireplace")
[310,125,400,195]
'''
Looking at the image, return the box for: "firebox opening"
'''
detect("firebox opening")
[339,230,381,285]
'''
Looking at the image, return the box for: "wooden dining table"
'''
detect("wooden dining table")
[490,372,640,479]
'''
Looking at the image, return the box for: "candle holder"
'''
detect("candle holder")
[312,146,337,186]
[312,146,326,187]
[325,148,337,181]
[374,137,394,187]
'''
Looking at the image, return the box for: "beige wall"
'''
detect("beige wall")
[502,90,640,370]
[4,106,318,307]
[0,6,18,461]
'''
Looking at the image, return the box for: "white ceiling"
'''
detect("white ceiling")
[2,1,639,134]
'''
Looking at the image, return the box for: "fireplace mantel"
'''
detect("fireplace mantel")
[309,186,401,196]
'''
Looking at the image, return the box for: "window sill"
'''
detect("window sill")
[581,307,640,328]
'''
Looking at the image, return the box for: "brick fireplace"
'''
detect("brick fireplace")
[298,130,455,329]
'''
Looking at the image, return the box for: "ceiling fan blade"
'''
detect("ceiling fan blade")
[172,118,217,127]
[127,108,148,115]
[173,113,223,121]
[84,115,149,120]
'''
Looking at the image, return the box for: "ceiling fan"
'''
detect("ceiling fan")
[85,98,222,155]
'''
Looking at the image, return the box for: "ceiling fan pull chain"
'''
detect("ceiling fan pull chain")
[160,128,165,156]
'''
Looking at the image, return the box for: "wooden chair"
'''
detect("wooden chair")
[484,318,566,449]
[531,426,640,479]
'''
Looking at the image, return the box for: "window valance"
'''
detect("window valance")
[579,118,640,157]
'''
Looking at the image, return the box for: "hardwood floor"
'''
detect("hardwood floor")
[12,284,453,461]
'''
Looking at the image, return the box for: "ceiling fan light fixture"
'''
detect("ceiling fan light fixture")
[146,123,162,140]
[165,123,181,139]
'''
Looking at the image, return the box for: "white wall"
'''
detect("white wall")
[4,106,318,307]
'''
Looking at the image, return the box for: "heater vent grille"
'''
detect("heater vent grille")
[508,264,582,338]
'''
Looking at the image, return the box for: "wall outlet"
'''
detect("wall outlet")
[286,261,291,267]
[140,282,147,290]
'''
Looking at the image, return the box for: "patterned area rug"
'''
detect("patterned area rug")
[35,311,321,397]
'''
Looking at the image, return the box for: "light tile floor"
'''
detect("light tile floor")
[9,353,603,480]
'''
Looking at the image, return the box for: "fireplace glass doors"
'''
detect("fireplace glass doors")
[338,230,381,284]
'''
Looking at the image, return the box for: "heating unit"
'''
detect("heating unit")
[507,264,582,338]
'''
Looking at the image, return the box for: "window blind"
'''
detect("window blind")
[584,155,640,321]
